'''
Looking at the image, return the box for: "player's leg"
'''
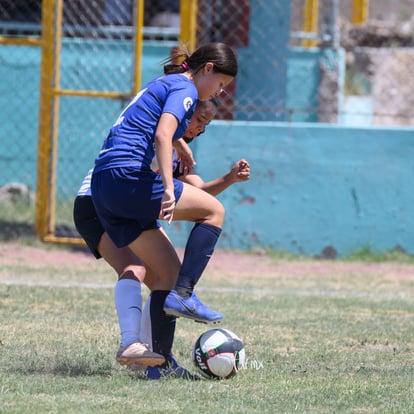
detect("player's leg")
[73,195,164,367]
[129,228,198,379]
[136,226,192,372]
[164,183,225,323]
[138,284,200,380]
[128,228,179,362]
[138,225,173,349]
[127,228,199,379]
[99,232,179,371]
[98,232,166,367]
[139,293,152,349]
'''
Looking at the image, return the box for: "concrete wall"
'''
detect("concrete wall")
[171,121,414,257]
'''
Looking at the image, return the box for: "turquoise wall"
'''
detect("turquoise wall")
[180,122,414,256]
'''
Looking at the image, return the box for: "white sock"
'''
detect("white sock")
[139,294,153,350]
[114,279,142,349]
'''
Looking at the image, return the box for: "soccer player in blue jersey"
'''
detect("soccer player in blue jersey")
[75,102,250,379]
[74,98,250,378]
[89,43,238,377]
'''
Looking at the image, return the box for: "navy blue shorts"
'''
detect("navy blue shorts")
[73,195,104,259]
[91,167,184,248]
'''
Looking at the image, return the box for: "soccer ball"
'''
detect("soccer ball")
[192,328,246,379]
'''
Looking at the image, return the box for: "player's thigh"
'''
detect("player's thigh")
[141,226,175,290]
[98,232,146,282]
[174,183,225,224]
[128,228,180,290]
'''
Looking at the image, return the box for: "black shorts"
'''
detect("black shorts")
[73,195,104,259]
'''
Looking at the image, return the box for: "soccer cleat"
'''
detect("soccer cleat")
[163,290,223,324]
[145,356,201,380]
[116,342,165,367]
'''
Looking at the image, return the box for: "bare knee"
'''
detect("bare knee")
[144,267,178,291]
[207,200,225,228]
[118,265,146,283]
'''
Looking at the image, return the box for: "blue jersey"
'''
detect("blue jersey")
[94,74,197,173]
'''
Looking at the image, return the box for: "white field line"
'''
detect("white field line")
[0,279,411,301]
[0,280,114,289]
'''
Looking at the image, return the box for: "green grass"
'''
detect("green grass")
[253,246,414,264]
[1,244,414,413]
[343,246,414,264]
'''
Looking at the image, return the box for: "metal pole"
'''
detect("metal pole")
[352,0,369,24]
[302,0,318,48]
[329,0,340,49]
[180,0,198,51]
[36,0,56,240]
[321,0,339,49]
[132,0,144,94]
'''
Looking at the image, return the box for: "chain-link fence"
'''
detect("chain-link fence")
[1,0,414,240]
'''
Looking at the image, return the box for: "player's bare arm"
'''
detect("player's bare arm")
[180,159,250,196]
[155,113,177,223]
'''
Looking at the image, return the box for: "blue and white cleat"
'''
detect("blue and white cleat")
[163,290,223,324]
[145,356,201,380]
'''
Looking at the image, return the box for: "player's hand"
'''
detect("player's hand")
[173,139,196,175]
[230,159,250,182]
[160,188,176,224]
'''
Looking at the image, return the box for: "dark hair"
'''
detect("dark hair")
[163,42,238,77]
[196,97,219,110]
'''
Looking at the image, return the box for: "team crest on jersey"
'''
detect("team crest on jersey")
[183,97,193,111]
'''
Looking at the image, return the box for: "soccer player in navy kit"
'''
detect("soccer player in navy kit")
[90,43,238,377]
[74,99,250,377]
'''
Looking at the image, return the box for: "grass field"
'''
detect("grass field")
[1,241,414,413]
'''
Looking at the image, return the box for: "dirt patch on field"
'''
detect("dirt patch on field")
[0,243,96,268]
[1,242,414,283]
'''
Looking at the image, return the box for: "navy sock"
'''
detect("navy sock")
[150,290,176,361]
[176,223,221,297]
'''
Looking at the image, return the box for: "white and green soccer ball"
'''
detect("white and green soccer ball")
[192,328,245,379]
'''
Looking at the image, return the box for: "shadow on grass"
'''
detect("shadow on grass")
[0,220,83,240]
[0,219,35,241]
[7,360,115,377]
[0,219,91,254]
